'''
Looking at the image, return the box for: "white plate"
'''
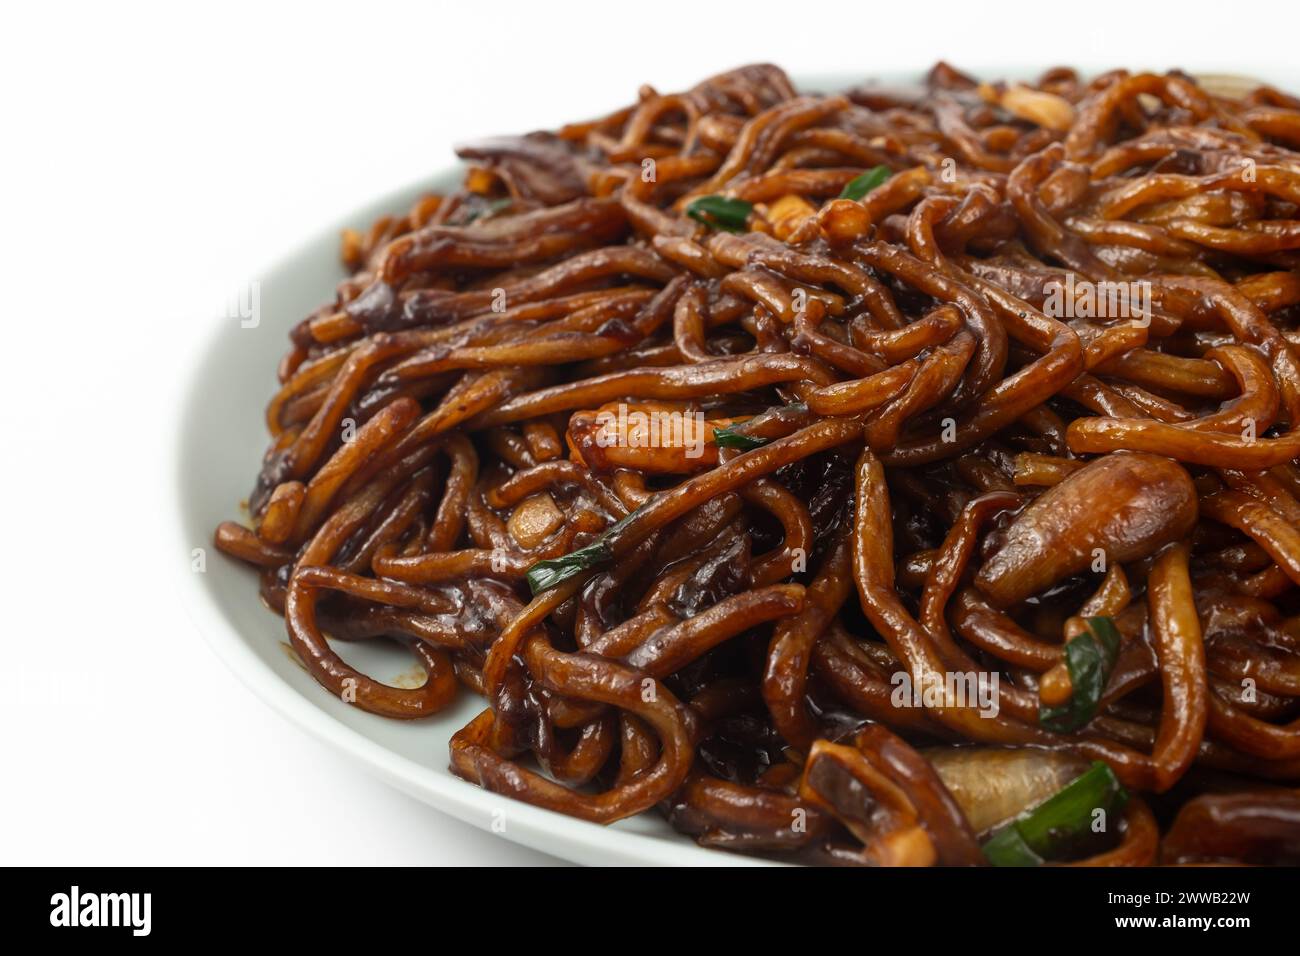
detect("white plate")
[173,67,1276,866]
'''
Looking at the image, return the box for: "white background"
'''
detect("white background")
[1,0,1294,866]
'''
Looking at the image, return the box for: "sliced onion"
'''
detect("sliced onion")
[1195,74,1265,101]
[924,747,1089,835]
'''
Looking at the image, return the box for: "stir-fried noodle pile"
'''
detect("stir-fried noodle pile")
[216,63,1300,865]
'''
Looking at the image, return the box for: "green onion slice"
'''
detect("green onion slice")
[464,197,512,223]
[838,165,891,201]
[1039,616,1122,733]
[982,761,1129,866]
[685,195,752,232]
[525,507,643,596]
[712,422,767,449]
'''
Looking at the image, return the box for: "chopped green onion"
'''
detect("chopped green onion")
[712,422,767,450]
[980,825,1044,867]
[839,165,892,201]
[686,195,752,232]
[463,197,512,224]
[1039,616,1122,733]
[523,538,611,596]
[982,761,1128,866]
[525,508,643,596]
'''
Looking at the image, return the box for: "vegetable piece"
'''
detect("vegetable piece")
[567,402,742,474]
[507,492,564,549]
[925,748,1089,834]
[463,196,512,223]
[982,761,1129,866]
[999,85,1076,131]
[838,165,891,201]
[1038,616,1121,732]
[799,739,937,866]
[525,508,641,595]
[975,453,1197,608]
[712,422,767,449]
[765,193,818,239]
[685,195,752,232]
